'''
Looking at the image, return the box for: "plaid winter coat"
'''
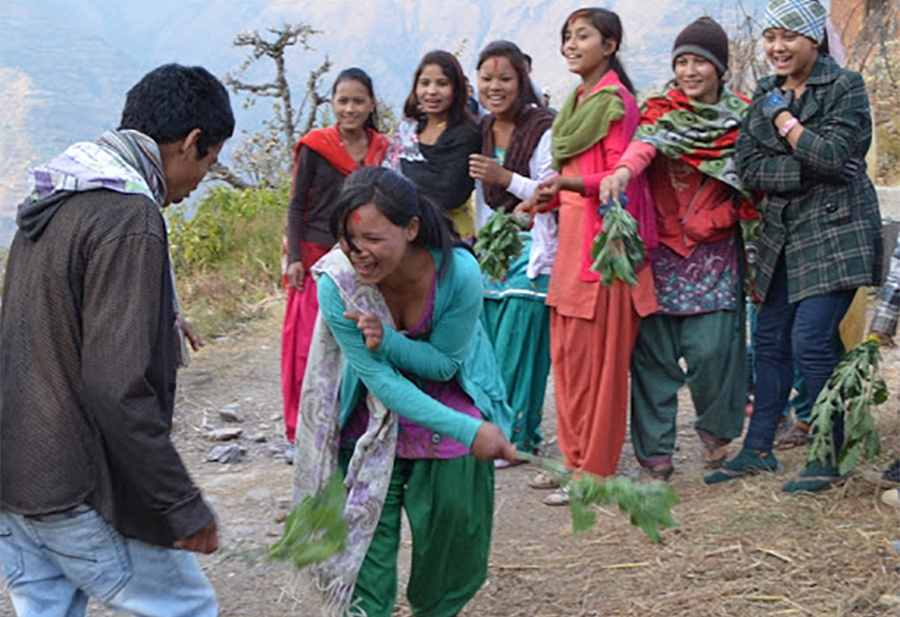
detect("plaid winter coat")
[736,54,883,303]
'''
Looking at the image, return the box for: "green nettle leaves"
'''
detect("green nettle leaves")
[807,340,888,476]
[268,474,348,569]
[517,453,679,543]
[569,476,680,543]
[590,201,646,287]
[475,211,524,282]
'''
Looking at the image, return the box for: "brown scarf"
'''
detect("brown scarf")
[481,106,555,213]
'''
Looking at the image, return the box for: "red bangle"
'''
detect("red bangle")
[779,117,800,137]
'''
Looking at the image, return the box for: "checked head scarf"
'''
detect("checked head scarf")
[764,0,828,43]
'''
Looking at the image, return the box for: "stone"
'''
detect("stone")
[207,444,245,464]
[877,595,900,607]
[218,403,244,423]
[206,427,243,441]
[245,488,272,504]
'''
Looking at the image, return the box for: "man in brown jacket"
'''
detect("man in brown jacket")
[1,63,233,616]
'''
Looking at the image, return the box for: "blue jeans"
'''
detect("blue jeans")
[744,256,854,456]
[0,505,217,617]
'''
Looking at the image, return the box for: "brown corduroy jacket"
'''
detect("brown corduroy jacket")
[0,190,213,547]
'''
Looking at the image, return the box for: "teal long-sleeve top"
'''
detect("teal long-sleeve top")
[317,246,512,448]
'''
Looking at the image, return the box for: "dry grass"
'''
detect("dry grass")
[2,307,897,617]
[460,392,900,617]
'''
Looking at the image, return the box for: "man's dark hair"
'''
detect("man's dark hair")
[119,63,235,158]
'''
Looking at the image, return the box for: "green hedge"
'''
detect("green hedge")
[166,182,289,338]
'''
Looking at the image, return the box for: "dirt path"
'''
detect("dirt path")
[2,305,898,616]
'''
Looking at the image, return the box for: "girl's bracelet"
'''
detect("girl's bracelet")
[779,117,800,137]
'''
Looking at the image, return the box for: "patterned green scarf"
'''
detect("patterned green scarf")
[550,85,624,171]
[633,86,749,191]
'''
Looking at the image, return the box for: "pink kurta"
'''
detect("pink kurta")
[546,72,657,477]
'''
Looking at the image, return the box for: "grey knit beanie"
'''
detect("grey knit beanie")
[671,17,729,77]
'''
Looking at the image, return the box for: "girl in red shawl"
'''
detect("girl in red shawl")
[281,68,389,445]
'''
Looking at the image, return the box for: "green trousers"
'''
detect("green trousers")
[481,296,550,454]
[630,310,747,464]
[340,452,494,617]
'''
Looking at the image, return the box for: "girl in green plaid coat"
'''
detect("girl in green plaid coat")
[706,0,883,492]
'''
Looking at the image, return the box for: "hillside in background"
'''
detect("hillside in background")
[1,0,767,245]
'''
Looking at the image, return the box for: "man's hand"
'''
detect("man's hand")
[286,261,305,292]
[173,520,218,554]
[470,422,518,462]
[344,311,385,351]
[183,320,205,352]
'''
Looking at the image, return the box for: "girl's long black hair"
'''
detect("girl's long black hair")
[402,50,475,130]
[331,167,467,279]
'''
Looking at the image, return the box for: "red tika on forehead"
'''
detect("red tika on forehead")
[493,57,499,70]
[568,9,592,27]
[351,212,362,223]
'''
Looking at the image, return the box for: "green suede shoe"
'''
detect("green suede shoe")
[781,460,843,493]
[704,447,779,485]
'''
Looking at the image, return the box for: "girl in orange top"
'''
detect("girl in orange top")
[521,7,658,505]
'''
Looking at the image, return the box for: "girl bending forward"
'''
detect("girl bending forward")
[293,167,516,616]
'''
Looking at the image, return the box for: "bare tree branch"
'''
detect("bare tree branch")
[206,161,251,190]
[220,22,332,188]
[299,58,332,135]
[727,7,767,97]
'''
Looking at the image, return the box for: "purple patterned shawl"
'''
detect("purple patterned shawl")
[291,248,398,616]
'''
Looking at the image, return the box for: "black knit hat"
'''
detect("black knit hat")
[671,17,729,76]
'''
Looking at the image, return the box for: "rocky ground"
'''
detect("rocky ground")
[2,305,898,616]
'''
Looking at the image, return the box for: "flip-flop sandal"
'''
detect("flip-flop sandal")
[773,421,810,450]
[639,464,674,482]
[495,458,528,469]
[542,486,570,506]
[701,443,728,469]
[528,471,560,490]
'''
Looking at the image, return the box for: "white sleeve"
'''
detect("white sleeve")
[474,180,492,231]
[522,129,558,279]
[506,129,554,201]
